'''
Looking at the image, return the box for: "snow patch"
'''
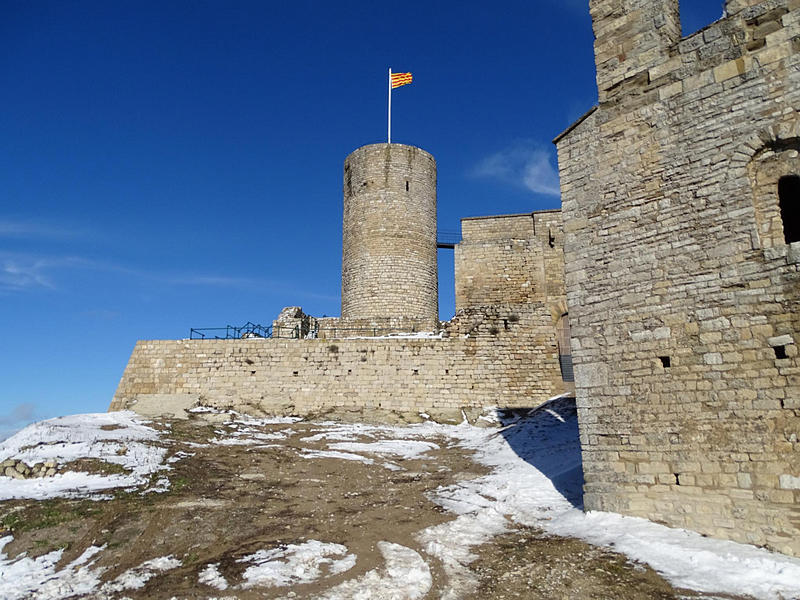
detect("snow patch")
[320,542,431,600]
[328,440,439,460]
[99,555,181,593]
[0,411,167,500]
[0,537,105,600]
[199,563,229,590]
[299,449,375,465]
[238,540,356,588]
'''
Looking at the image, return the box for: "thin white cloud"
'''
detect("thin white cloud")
[0,256,90,291]
[0,219,84,239]
[474,144,561,197]
[0,251,336,302]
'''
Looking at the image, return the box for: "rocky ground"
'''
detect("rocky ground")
[0,403,795,599]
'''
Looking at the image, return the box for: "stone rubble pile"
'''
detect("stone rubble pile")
[1,459,59,479]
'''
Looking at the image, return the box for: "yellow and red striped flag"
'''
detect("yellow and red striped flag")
[390,72,413,88]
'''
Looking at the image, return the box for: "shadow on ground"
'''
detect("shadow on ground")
[495,396,584,509]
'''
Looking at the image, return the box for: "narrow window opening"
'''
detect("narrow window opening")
[413,369,419,375]
[292,370,298,376]
[503,319,509,330]
[674,473,681,486]
[557,314,573,382]
[774,345,787,359]
[778,175,800,244]
[659,356,671,368]
[405,180,409,191]
[548,229,555,248]
[250,370,256,375]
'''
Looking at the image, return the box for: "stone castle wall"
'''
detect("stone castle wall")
[110,302,566,416]
[556,0,800,555]
[341,144,438,323]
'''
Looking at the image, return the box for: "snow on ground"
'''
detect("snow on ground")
[198,563,229,590]
[238,541,356,589]
[299,449,376,465]
[319,542,432,600]
[0,536,181,600]
[0,411,168,500]
[98,555,182,594]
[2,401,800,599]
[328,440,439,460]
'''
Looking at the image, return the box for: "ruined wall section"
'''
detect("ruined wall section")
[556,1,800,555]
[110,302,566,416]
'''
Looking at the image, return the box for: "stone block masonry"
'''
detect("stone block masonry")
[341,144,438,323]
[556,0,800,556]
[456,211,566,313]
[110,303,567,416]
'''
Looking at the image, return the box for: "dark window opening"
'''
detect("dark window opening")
[405,180,409,191]
[674,473,681,486]
[548,229,555,248]
[659,356,671,368]
[292,371,298,376]
[556,314,573,382]
[413,369,419,375]
[779,175,800,244]
[774,345,787,359]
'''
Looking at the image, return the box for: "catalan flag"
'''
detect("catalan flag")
[387,68,413,143]
[391,72,413,88]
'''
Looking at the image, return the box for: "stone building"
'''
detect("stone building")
[111,144,570,419]
[555,0,799,555]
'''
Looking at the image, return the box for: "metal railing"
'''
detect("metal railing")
[190,321,437,340]
[190,322,273,340]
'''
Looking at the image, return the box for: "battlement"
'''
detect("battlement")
[590,0,800,103]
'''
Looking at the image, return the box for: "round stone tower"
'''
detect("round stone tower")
[341,143,438,324]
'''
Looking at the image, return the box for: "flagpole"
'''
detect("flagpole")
[387,67,392,144]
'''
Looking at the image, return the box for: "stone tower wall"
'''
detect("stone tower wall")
[341,143,438,324]
[556,0,800,556]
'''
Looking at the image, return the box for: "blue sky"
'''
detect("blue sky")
[1,1,724,437]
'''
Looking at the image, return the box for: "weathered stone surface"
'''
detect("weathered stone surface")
[341,143,438,323]
[110,300,569,416]
[556,0,800,557]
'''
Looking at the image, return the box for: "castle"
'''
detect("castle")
[110,143,571,420]
[111,0,799,558]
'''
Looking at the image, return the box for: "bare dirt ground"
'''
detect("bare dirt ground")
[0,413,752,599]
